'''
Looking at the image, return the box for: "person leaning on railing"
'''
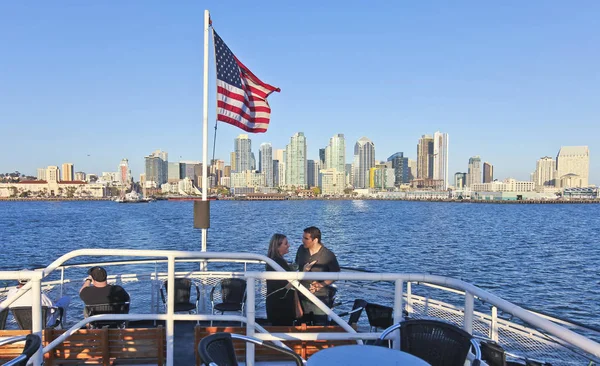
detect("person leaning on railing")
[79,266,130,316]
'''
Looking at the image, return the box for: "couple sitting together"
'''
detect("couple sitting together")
[265,226,340,326]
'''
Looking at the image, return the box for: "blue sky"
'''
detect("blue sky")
[1,1,598,183]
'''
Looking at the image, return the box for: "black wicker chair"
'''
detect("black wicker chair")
[10,306,63,330]
[0,334,42,366]
[0,308,8,330]
[375,319,482,366]
[84,302,130,329]
[198,332,304,366]
[210,278,247,316]
[365,302,394,331]
[160,278,200,313]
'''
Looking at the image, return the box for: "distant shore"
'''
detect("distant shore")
[1,197,598,204]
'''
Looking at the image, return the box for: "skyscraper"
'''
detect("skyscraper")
[483,162,494,183]
[353,137,375,189]
[556,146,589,188]
[61,163,74,181]
[467,156,482,187]
[234,134,252,172]
[37,168,46,181]
[433,131,449,189]
[325,134,346,173]
[534,156,555,189]
[307,160,320,188]
[168,162,181,183]
[285,132,307,188]
[319,148,326,168]
[387,152,409,186]
[274,149,286,187]
[454,172,467,189]
[145,150,168,187]
[259,143,273,187]
[417,135,434,179]
[118,159,131,184]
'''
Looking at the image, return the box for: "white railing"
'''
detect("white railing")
[1,249,600,366]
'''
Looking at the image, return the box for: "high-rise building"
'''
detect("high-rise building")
[234,134,252,172]
[407,159,417,181]
[387,152,409,186]
[325,134,346,173]
[46,166,59,183]
[285,132,307,188]
[534,157,555,189]
[483,162,494,183]
[37,168,46,181]
[417,135,434,179]
[467,156,482,187]
[259,143,273,187]
[433,131,449,189]
[307,160,320,188]
[168,162,181,182]
[118,159,131,184]
[144,150,168,187]
[230,152,236,172]
[353,137,375,188]
[454,172,467,189]
[61,163,74,181]
[274,149,286,187]
[556,146,589,188]
[319,148,326,168]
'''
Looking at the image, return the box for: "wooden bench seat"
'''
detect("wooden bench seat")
[194,324,357,365]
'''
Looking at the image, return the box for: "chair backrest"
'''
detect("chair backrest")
[221,278,246,304]
[399,319,473,366]
[365,303,393,330]
[348,299,368,325]
[10,306,50,330]
[198,332,239,366]
[163,278,192,304]
[0,308,8,330]
[84,302,130,329]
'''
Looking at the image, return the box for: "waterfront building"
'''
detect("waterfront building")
[433,131,449,189]
[168,162,181,183]
[118,159,131,185]
[307,160,320,188]
[345,163,352,187]
[230,152,236,172]
[353,137,375,189]
[467,156,482,188]
[407,159,417,181]
[145,150,168,187]
[274,149,286,187]
[483,162,494,184]
[472,178,535,192]
[534,156,555,190]
[454,172,467,189]
[47,166,60,183]
[417,135,434,179]
[61,163,74,181]
[220,176,231,188]
[556,146,589,188]
[325,134,346,173]
[369,165,395,190]
[234,134,252,172]
[259,143,273,187]
[75,172,86,181]
[37,168,46,181]
[211,159,225,187]
[285,132,307,189]
[224,165,231,178]
[319,168,345,196]
[387,152,409,186]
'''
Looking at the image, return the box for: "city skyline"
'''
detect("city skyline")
[1,2,599,183]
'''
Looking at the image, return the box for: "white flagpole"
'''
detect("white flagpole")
[201,9,209,253]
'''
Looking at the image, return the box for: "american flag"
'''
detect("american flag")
[213,30,280,133]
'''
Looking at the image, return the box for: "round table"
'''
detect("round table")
[307,345,430,365]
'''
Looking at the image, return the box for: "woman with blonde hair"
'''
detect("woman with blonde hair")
[265,233,301,325]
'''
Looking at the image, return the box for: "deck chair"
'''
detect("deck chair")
[210,278,246,316]
[0,334,42,366]
[375,319,482,366]
[10,306,63,330]
[160,278,200,313]
[365,302,393,331]
[84,302,130,329]
[198,332,304,366]
[0,308,8,330]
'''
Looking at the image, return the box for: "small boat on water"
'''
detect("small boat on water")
[115,191,153,203]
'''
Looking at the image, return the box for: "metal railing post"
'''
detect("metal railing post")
[393,280,404,350]
[464,291,474,334]
[406,281,413,316]
[246,277,255,366]
[60,267,65,298]
[166,256,175,366]
[31,277,43,366]
[491,306,498,341]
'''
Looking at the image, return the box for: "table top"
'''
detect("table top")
[307,345,430,366]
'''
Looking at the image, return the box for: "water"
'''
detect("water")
[1,200,599,327]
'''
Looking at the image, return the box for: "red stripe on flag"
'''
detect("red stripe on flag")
[217,114,268,133]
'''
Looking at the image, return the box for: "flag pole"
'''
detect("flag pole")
[201,9,209,253]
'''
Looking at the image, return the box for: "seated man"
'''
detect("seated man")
[6,277,71,328]
[79,266,130,318]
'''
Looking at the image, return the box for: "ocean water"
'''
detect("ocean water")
[1,200,599,327]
